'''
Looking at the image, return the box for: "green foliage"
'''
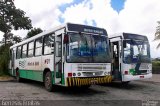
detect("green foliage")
[26,28,43,39]
[154,21,160,48]
[152,60,160,74]
[13,35,22,43]
[152,60,160,66]
[0,0,32,45]
[1,32,22,45]
[0,44,10,75]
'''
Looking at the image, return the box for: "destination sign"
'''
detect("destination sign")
[67,23,107,35]
[123,33,148,41]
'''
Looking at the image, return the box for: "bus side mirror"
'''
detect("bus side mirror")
[123,41,126,48]
[64,34,69,44]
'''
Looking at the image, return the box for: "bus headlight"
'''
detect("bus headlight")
[73,73,76,76]
[77,72,81,76]
[104,72,108,75]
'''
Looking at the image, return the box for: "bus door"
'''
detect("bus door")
[110,39,122,81]
[54,33,63,84]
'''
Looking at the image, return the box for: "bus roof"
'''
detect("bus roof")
[10,23,107,49]
[10,23,66,49]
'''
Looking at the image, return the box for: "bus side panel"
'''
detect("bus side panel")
[41,55,54,83]
[121,63,152,81]
[15,56,43,82]
[26,56,43,81]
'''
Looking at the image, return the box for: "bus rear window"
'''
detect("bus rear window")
[16,46,21,59]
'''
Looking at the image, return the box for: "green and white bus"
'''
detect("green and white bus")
[9,23,112,91]
[109,33,152,83]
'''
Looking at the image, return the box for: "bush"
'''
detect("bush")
[0,45,10,75]
[152,61,160,74]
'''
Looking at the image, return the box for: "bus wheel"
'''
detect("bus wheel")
[44,71,53,92]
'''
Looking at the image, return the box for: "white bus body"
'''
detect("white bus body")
[109,33,152,82]
[9,23,112,91]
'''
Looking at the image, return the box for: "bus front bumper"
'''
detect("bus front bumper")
[122,73,152,82]
[66,75,112,87]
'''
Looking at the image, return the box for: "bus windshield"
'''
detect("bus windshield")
[123,40,151,64]
[66,32,111,63]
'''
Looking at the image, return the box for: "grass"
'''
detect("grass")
[0,72,13,81]
[152,60,160,74]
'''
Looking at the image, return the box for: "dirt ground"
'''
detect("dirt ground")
[0,74,160,106]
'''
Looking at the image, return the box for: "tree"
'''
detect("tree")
[0,0,32,45]
[26,28,43,39]
[154,21,160,48]
[12,35,22,43]
[1,32,22,45]
[0,44,10,75]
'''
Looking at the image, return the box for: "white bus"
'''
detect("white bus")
[109,33,152,83]
[9,23,112,91]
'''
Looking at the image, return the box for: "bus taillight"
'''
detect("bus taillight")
[124,71,128,75]
[140,76,144,78]
[68,73,72,77]
[64,34,69,44]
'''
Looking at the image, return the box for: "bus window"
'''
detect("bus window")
[22,44,27,58]
[43,35,54,55]
[28,41,34,57]
[35,37,42,56]
[16,46,22,59]
[123,43,131,63]
[56,41,61,57]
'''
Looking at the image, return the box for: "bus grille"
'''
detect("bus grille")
[77,64,107,71]
[82,71,103,77]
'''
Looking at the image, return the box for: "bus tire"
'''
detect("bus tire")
[44,71,53,92]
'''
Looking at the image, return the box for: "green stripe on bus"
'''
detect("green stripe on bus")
[19,69,43,82]
[61,73,65,85]
[18,69,65,85]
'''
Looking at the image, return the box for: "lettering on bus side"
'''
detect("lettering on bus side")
[44,59,50,64]
[28,62,39,66]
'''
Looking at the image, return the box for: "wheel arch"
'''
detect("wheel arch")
[43,68,52,82]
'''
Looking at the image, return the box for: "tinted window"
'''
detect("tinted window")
[28,41,34,57]
[35,37,42,56]
[16,46,21,59]
[22,44,27,58]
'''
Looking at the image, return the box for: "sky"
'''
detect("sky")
[0,0,160,58]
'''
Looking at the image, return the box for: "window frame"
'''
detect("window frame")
[35,37,43,57]
[43,35,55,55]
[22,43,27,58]
[27,41,34,58]
[16,46,22,59]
